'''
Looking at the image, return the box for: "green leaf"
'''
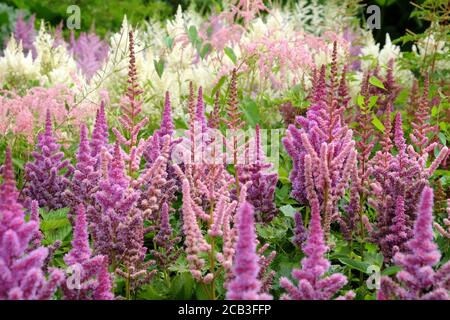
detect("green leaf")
[382,266,401,276]
[367,96,378,109]
[154,59,165,78]
[164,36,173,49]
[339,258,371,273]
[188,26,198,44]
[240,99,260,127]
[199,43,212,59]
[224,47,237,65]
[371,114,385,132]
[369,76,386,90]
[357,94,365,108]
[438,132,446,146]
[431,105,438,117]
[279,205,297,218]
[211,75,226,96]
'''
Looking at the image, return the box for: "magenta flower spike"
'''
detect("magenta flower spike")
[226,202,272,300]
[379,187,450,300]
[1,147,65,300]
[13,12,36,58]
[279,199,354,300]
[22,109,74,210]
[195,86,207,132]
[90,101,109,161]
[158,91,175,139]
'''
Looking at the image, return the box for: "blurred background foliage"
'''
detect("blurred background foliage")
[0,0,441,50]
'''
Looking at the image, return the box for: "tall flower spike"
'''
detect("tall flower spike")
[90,101,109,161]
[226,202,272,300]
[379,187,450,300]
[208,91,221,129]
[158,91,175,138]
[1,147,65,300]
[280,199,354,300]
[195,86,207,132]
[13,12,36,58]
[23,109,73,210]
[293,212,308,248]
[62,204,114,300]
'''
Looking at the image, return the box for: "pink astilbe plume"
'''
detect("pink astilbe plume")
[226,202,272,300]
[366,113,448,261]
[22,109,74,210]
[112,31,149,175]
[236,124,278,223]
[282,43,357,238]
[13,12,36,58]
[62,204,114,300]
[0,147,65,300]
[279,199,354,300]
[93,142,155,296]
[90,101,110,164]
[378,187,450,300]
[69,31,109,80]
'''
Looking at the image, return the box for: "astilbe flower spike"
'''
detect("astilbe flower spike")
[434,200,450,238]
[236,124,278,223]
[279,199,354,300]
[90,101,109,165]
[13,12,36,58]
[378,187,450,300]
[93,142,155,297]
[366,112,448,261]
[112,30,149,175]
[62,204,114,300]
[0,147,65,300]
[293,212,308,248]
[22,109,74,210]
[226,202,272,300]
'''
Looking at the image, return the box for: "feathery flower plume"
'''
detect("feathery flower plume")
[379,187,450,300]
[13,12,36,58]
[62,204,114,300]
[112,31,149,175]
[90,101,109,164]
[293,212,308,248]
[367,113,448,261]
[279,199,354,300]
[208,91,221,129]
[0,147,64,299]
[226,202,272,300]
[283,44,357,238]
[23,109,73,210]
[236,124,278,223]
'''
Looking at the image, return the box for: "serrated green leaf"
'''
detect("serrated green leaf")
[438,132,446,145]
[154,59,165,78]
[279,205,297,218]
[357,94,365,108]
[224,47,237,65]
[369,76,386,90]
[339,258,371,273]
[371,114,385,132]
[188,25,198,44]
[381,265,401,276]
[368,96,378,109]
[199,43,211,59]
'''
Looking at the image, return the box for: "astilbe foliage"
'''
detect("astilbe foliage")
[93,142,155,297]
[236,124,278,223]
[378,187,450,300]
[226,202,272,300]
[22,109,74,211]
[0,147,65,300]
[434,199,450,239]
[366,112,448,261]
[283,43,357,238]
[62,204,114,300]
[279,199,354,300]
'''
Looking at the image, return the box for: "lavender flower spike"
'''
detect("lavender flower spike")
[90,101,109,161]
[226,202,272,300]
[280,199,354,300]
[379,187,450,300]
[1,147,64,300]
[158,91,175,139]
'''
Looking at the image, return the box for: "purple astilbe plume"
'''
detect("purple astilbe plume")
[236,124,278,223]
[378,187,450,300]
[22,109,74,210]
[149,202,181,270]
[279,199,354,300]
[64,124,100,222]
[112,31,149,176]
[28,200,43,250]
[0,147,65,300]
[293,212,308,248]
[93,142,155,297]
[69,31,109,80]
[62,204,114,300]
[434,199,450,238]
[90,101,110,164]
[282,43,357,239]
[226,202,272,300]
[13,12,36,59]
[366,113,448,261]
[256,243,276,294]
